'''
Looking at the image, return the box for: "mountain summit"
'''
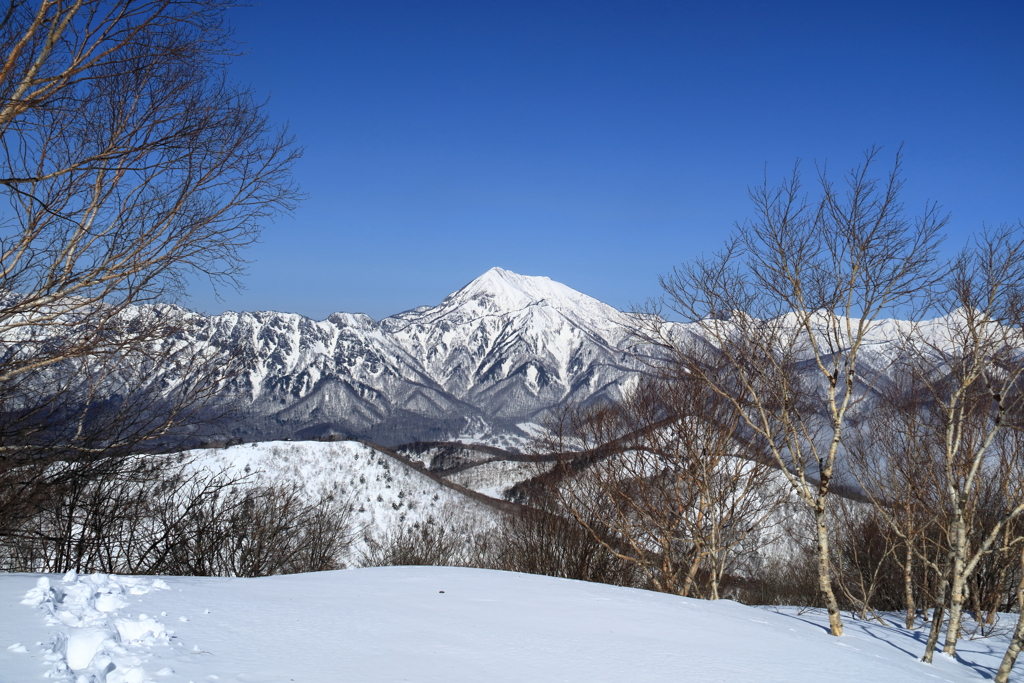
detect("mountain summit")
[395,268,625,336]
[455,267,559,305]
[446,267,613,313]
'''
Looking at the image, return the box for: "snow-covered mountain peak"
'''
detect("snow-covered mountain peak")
[465,267,564,300]
[434,267,622,323]
[448,267,565,309]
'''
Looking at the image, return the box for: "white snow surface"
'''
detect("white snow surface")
[2,566,1019,683]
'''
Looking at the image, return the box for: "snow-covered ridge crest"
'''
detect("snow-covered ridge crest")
[4,567,1012,682]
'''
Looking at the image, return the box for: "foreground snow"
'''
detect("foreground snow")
[1,567,1019,683]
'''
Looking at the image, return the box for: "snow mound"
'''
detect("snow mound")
[21,571,172,682]
[4,567,1018,683]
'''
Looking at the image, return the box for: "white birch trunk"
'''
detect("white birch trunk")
[942,518,969,656]
[815,506,843,637]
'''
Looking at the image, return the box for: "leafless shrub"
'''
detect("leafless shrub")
[360,521,470,568]
[476,505,644,587]
[1,453,355,577]
[174,483,355,577]
[747,547,821,608]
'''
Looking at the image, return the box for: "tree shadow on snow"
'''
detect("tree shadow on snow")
[763,608,1004,679]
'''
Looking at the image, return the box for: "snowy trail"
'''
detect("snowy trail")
[2,566,1020,683]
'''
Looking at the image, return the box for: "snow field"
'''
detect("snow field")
[3,566,1020,683]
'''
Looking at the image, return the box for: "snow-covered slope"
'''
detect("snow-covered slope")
[191,268,640,446]
[183,441,502,558]
[2,567,1019,683]
[445,460,550,499]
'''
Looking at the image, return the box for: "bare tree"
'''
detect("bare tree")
[0,0,298,366]
[635,148,946,635]
[539,374,783,599]
[848,366,946,631]
[0,0,299,542]
[846,226,1024,661]
[901,226,1024,658]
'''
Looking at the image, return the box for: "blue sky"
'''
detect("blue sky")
[189,0,1024,320]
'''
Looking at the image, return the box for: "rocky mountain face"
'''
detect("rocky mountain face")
[197,268,643,447]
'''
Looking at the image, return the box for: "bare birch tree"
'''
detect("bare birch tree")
[634,148,946,635]
[901,226,1024,658]
[995,544,1024,683]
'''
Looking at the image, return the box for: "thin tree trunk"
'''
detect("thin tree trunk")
[969,577,984,629]
[904,541,917,629]
[994,552,1024,683]
[709,551,721,600]
[815,506,843,636]
[996,615,1024,683]
[986,565,1009,625]
[678,544,703,598]
[923,560,951,664]
[923,604,946,664]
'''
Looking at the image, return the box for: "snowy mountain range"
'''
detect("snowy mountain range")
[173,267,953,450]
[197,268,643,447]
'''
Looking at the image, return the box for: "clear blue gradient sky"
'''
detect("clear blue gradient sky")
[188,0,1024,320]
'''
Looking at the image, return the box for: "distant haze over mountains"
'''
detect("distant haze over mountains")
[198,268,643,447]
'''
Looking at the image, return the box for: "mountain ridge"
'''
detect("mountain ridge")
[190,268,640,447]
[161,268,973,449]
